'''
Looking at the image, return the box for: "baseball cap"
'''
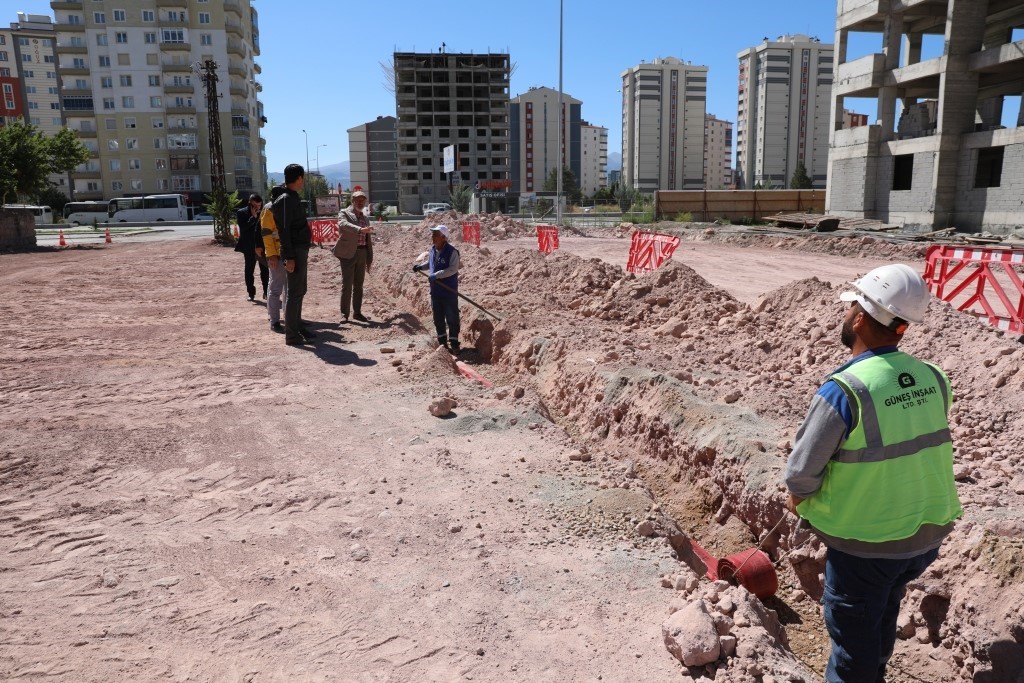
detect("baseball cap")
[430,225,449,238]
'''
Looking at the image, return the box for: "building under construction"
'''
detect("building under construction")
[827,0,1024,234]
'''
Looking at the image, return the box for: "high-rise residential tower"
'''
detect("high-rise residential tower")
[49,0,266,203]
[580,120,608,197]
[621,57,708,193]
[704,114,733,190]
[735,35,833,189]
[509,86,581,196]
[393,51,510,214]
[347,115,398,208]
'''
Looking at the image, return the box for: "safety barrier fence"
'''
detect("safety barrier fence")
[923,245,1024,334]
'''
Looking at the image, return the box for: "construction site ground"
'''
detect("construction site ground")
[2,222,1022,683]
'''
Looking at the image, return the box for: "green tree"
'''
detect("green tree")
[613,180,641,212]
[789,162,813,189]
[542,166,582,206]
[449,184,472,213]
[0,121,89,204]
[592,186,615,203]
[204,187,240,245]
[37,187,69,216]
[305,173,329,200]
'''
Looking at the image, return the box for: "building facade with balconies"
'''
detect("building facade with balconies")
[735,35,833,190]
[347,115,399,209]
[704,114,734,190]
[827,0,1024,233]
[49,0,265,204]
[393,51,510,214]
[621,57,708,193]
[580,120,608,197]
[509,86,581,197]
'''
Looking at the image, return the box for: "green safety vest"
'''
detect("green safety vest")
[798,351,963,543]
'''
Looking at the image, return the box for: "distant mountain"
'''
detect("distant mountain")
[269,161,350,190]
[607,152,622,172]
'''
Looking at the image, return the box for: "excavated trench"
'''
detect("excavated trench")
[377,226,1024,682]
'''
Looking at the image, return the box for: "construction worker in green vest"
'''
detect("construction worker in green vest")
[784,263,962,683]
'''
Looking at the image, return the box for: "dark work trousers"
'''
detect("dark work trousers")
[284,248,309,343]
[339,247,368,318]
[243,251,269,298]
[430,294,460,347]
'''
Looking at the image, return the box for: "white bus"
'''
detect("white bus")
[3,204,54,225]
[63,201,111,226]
[107,194,188,222]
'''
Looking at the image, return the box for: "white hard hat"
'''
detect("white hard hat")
[839,264,930,327]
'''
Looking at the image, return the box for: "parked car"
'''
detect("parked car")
[193,212,214,222]
[422,202,452,216]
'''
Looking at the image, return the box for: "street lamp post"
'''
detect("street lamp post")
[301,129,310,205]
[316,144,328,176]
[556,0,564,227]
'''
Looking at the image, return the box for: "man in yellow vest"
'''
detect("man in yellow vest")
[785,264,962,683]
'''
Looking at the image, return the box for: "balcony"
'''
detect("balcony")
[833,53,886,97]
[168,123,198,132]
[56,44,88,54]
[224,0,242,14]
[160,41,192,52]
[166,105,196,115]
[229,85,248,98]
[158,16,189,28]
[58,65,90,76]
[163,84,195,94]
[75,128,97,138]
[161,60,192,72]
[61,87,92,97]
[56,22,85,32]
[253,62,261,75]
[73,169,102,179]
[228,62,247,78]
[51,1,83,8]
[156,0,187,6]
[74,190,103,200]
[225,20,244,38]
[227,39,245,55]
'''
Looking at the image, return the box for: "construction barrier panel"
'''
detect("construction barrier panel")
[462,221,481,247]
[655,189,825,222]
[537,224,559,254]
[924,245,1024,334]
[309,218,340,248]
[626,230,681,274]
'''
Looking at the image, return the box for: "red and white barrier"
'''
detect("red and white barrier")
[537,224,559,254]
[309,218,340,248]
[462,221,481,247]
[626,230,680,274]
[924,244,1024,334]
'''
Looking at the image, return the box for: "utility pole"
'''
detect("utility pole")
[195,59,229,242]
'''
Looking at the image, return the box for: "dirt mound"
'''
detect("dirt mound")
[418,211,535,241]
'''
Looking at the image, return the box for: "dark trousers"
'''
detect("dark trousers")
[823,546,940,683]
[284,248,309,342]
[339,247,367,317]
[243,251,269,298]
[431,295,460,347]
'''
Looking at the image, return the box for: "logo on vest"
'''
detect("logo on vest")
[885,371,936,407]
[898,372,917,389]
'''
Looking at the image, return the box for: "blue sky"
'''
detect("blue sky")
[18,1,849,173]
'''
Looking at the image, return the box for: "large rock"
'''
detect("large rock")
[663,600,721,667]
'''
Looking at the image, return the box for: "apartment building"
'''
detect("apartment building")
[704,114,734,190]
[828,1,1024,234]
[736,35,833,189]
[580,120,608,197]
[347,115,399,208]
[0,26,25,126]
[49,0,266,203]
[621,57,708,193]
[509,86,581,196]
[393,51,510,214]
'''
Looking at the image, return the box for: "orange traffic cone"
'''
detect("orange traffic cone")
[59,230,66,246]
[232,224,239,240]
[104,227,112,243]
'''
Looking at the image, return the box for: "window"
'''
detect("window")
[115,33,128,44]
[112,181,123,192]
[86,182,100,192]
[25,85,36,94]
[154,138,163,149]
[892,154,913,191]
[155,158,167,169]
[102,97,115,110]
[72,58,86,68]
[96,34,107,46]
[157,179,169,191]
[99,56,110,67]
[131,179,143,191]
[200,34,212,46]
[0,51,7,62]
[124,119,136,129]
[975,147,1004,188]
[67,15,81,25]
[101,76,112,88]
[162,30,184,44]
[199,13,211,24]
[143,10,155,22]
[148,75,160,87]
[113,9,126,21]
[108,139,119,150]
[28,102,38,110]
[94,12,105,23]
[119,75,132,87]
[50,103,60,110]
[126,138,138,149]
[109,159,121,171]
[128,159,140,170]
[146,54,157,65]
[145,33,157,44]
[150,96,162,107]
[117,54,130,66]
[105,118,116,130]
[122,96,134,108]
[152,117,164,128]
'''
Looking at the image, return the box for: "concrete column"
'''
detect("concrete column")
[902,33,922,67]
[832,28,849,133]
[877,14,904,141]
[932,0,989,229]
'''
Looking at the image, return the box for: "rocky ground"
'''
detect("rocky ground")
[1,218,1022,682]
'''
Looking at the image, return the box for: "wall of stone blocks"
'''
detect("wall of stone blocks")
[874,151,940,231]
[0,210,37,251]
[954,142,1024,234]
[826,156,876,215]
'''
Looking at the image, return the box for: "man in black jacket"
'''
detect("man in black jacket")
[272,164,315,346]
[234,193,268,301]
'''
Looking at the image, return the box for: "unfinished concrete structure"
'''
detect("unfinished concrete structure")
[828,0,1024,233]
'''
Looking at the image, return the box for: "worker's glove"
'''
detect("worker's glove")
[412,264,421,273]
[428,273,436,283]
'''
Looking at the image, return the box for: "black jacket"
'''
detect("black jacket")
[271,185,311,260]
[234,205,264,254]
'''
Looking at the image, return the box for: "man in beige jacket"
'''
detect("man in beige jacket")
[334,188,374,323]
